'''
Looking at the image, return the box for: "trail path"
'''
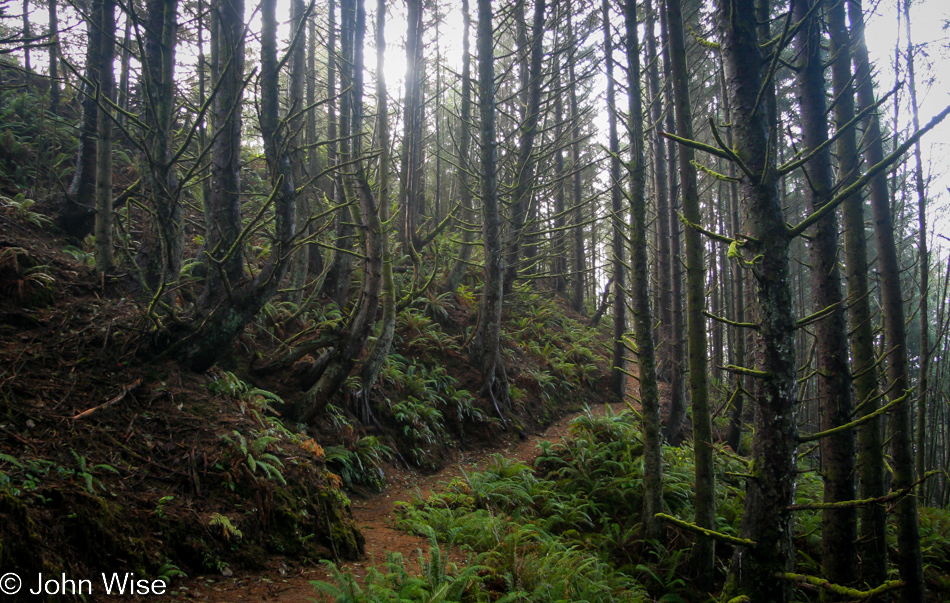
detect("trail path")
[178,401,627,601]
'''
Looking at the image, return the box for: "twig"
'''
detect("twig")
[71,379,142,420]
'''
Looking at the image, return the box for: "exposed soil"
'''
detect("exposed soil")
[175,400,629,601]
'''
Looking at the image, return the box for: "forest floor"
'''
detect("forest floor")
[176,399,629,601]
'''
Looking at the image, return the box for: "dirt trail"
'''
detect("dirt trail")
[178,401,627,601]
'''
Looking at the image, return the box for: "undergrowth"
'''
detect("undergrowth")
[315,406,950,602]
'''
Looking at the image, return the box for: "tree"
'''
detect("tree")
[716,0,798,598]
[791,0,856,588]
[59,0,103,239]
[848,0,925,598]
[827,0,886,585]
[135,0,182,293]
[623,0,663,543]
[445,0,475,294]
[603,0,626,400]
[94,0,116,273]
[666,0,713,588]
[470,0,509,419]
[503,0,546,294]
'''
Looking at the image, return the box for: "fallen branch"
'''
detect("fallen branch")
[775,573,903,599]
[71,379,142,420]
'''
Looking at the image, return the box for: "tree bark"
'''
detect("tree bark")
[717,0,797,599]
[604,0,626,400]
[503,0,546,294]
[61,0,103,239]
[624,0,663,544]
[849,0,926,599]
[470,0,509,415]
[828,0,886,585]
[792,0,857,590]
[94,0,116,274]
[445,0,475,294]
[666,0,714,588]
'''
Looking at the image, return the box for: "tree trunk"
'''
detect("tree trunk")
[828,0,886,585]
[398,0,425,253]
[717,0,797,599]
[792,0,857,590]
[604,0,626,401]
[445,0,475,294]
[117,15,131,124]
[203,0,245,303]
[720,65,745,454]
[503,0,546,294]
[94,0,116,274]
[660,0,685,444]
[135,0,182,293]
[849,0,926,599]
[287,0,309,302]
[624,0,663,543]
[470,0,509,416]
[568,9,586,314]
[61,0,103,239]
[297,0,382,423]
[645,0,672,382]
[903,0,931,499]
[359,0,395,404]
[48,0,60,112]
[666,0,714,588]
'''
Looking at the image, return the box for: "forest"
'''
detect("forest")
[1,0,950,600]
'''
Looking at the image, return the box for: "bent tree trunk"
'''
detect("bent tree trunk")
[171,0,297,374]
[297,0,382,424]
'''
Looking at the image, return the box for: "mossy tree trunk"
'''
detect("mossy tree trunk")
[666,0,713,588]
[827,0,886,587]
[717,0,797,599]
[470,0,510,415]
[603,0,626,401]
[503,0,546,294]
[445,0,475,294]
[624,0,663,544]
[849,0,925,599]
[136,0,182,293]
[791,0,857,591]
[94,0,116,274]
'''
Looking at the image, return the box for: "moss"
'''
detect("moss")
[0,492,56,602]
